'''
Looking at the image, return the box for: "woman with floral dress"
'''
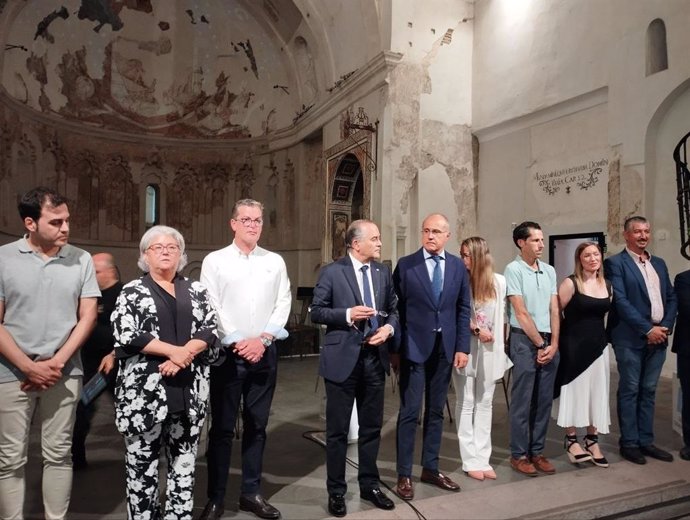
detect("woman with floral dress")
[111,225,220,519]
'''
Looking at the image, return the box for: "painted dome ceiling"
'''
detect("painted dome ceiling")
[1,0,316,139]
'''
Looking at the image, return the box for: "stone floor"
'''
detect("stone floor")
[22,355,690,519]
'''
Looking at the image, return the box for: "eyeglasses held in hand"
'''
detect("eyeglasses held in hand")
[148,244,181,254]
[236,217,264,227]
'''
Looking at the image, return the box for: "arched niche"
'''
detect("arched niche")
[646,18,668,76]
[324,138,372,262]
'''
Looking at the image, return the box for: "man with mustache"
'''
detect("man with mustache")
[605,216,677,464]
[0,186,99,519]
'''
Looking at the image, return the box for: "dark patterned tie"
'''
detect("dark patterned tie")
[361,265,379,332]
[431,255,443,303]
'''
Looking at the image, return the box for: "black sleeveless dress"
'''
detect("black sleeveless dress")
[554,276,611,399]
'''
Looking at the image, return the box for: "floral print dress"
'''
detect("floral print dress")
[111,274,220,520]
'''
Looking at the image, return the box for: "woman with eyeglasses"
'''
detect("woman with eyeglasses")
[452,237,513,481]
[553,241,611,468]
[111,225,221,519]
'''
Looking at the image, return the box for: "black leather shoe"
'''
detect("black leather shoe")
[680,446,690,461]
[640,445,674,462]
[360,488,395,510]
[239,494,281,519]
[619,446,646,465]
[328,494,346,517]
[197,501,224,520]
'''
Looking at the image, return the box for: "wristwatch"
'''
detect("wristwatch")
[538,340,548,350]
[260,336,272,347]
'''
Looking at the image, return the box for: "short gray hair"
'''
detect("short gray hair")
[137,225,188,273]
[232,198,264,219]
[346,219,375,248]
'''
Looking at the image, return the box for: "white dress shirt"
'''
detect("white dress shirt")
[200,241,292,343]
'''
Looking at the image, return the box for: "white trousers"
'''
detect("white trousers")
[452,368,497,472]
[0,377,80,520]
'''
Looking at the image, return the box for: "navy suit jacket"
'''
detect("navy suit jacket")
[392,248,471,364]
[310,255,399,383]
[604,249,677,349]
[672,269,690,357]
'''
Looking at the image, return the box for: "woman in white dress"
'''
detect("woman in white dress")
[452,237,513,481]
[553,241,611,467]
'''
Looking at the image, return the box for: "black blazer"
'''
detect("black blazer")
[310,255,399,383]
[673,269,690,357]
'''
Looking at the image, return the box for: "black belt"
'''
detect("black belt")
[510,326,551,345]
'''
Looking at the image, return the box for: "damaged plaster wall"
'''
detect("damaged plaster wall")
[384,0,475,256]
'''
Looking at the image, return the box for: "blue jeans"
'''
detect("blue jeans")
[509,333,559,459]
[613,345,666,448]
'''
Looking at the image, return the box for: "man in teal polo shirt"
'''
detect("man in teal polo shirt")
[0,187,99,520]
[504,221,560,477]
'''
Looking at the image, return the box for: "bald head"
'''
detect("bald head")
[92,252,119,290]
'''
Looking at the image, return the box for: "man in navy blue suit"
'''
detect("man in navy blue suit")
[673,269,690,461]
[310,219,399,517]
[391,213,470,500]
[605,216,677,465]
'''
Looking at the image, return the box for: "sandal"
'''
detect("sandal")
[584,434,609,468]
[565,434,592,464]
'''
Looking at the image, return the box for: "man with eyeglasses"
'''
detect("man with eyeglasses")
[391,213,470,500]
[198,199,291,520]
[504,221,560,477]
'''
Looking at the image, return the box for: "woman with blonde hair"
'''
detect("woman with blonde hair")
[553,241,612,468]
[452,237,513,480]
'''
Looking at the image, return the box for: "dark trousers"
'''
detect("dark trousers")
[324,347,385,495]
[396,336,452,477]
[678,354,690,447]
[206,355,277,503]
[72,349,116,461]
[509,332,560,458]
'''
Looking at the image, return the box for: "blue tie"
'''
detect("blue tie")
[361,265,379,332]
[431,255,443,303]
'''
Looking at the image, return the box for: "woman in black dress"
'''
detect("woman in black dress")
[553,241,611,467]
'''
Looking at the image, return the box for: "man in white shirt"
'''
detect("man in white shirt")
[198,199,291,520]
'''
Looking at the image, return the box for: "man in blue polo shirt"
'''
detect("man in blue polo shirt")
[504,221,560,477]
[0,187,99,519]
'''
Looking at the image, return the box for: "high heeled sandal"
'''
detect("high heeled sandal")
[565,434,592,464]
[584,434,609,468]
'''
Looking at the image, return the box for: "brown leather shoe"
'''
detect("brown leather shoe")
[395,476,414,500]
[420,469,460,492]
[530,455,556,474]
[510,457,538,477]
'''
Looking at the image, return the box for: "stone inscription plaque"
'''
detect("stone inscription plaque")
[532,155,609,196]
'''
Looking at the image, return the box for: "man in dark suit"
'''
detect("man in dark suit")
[605,215,677,465]
[391,213,470,500]
[310,219,399,518]
[672,269,690,461]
